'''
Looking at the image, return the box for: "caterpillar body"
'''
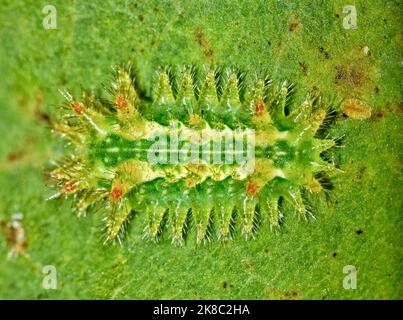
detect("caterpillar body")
[48,65,339,244]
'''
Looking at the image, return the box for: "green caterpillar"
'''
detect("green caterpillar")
[48,65,339,244]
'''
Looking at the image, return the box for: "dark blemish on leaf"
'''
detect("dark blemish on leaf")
[374,86,379,94]
[6,150,25,163]
[195,30,204,45]
[288,15,300,32]
[335,65,365,88]
[244,260,255,270]
[36,112,51,124]
[267,40,271,46]
[284,291,298,298]
[223,281,228,289]
[59,73,67,85]
[349,69,364,86]
[332,252,337,257]
[139,48,144,53]
[370,111,384,122]
[36,293,49,299]
[264,247,269,253]
[319,47,330,59]
[138,14,144,22]
[335,13,340,18]
[195,29,214,58]
[356,229,363,235]
[288,22,298,32]
[358,166,367,179]
[299,61,308,75]
[387,102,403,114]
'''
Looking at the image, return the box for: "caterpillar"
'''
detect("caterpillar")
[47,65,340,245]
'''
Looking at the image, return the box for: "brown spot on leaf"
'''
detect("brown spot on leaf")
[36,112,51,124]
[59,73,67,85]
[370,110,384,122]
[319,47,330,59]
[299,61,308,75]
[195,29,214,58]
[335,65,367,90]
[358,166,367,179]
[284,291,299,299]
[6,150,25,163]
[288,15,301,32]
[244,260,255,270]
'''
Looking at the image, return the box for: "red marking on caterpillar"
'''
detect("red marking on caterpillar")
[71,101,84,114]
[115,95,128,110]
[246,181,258,197]
[64,182,77,193]
[255,100,265,115]
[110,187,122,201]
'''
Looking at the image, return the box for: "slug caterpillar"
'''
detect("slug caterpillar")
[48,65,339,244]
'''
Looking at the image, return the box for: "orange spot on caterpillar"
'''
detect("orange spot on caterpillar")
[64,182,77,193]
[255,100,265,115]
[111,186,122,201]
[116,95,128,110]
[246,181,258,197]
[71,101,84,114]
